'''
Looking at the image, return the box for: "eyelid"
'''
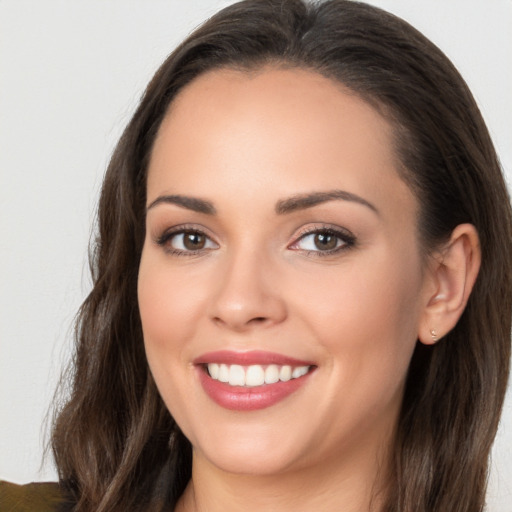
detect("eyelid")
[154,224,219,255]
[288,223,356,255]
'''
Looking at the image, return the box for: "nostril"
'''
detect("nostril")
[250,317,268,324]
[213,315,269,328]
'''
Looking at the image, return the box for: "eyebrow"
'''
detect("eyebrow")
[275,190,379,215]
[146,189,378,216]
[146,194,216,215]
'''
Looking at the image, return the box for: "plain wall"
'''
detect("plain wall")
[1,1,511,509]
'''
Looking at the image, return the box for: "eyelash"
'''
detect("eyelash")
[155,224,356,257]
[155,225,218,256]
[289,225,356,257]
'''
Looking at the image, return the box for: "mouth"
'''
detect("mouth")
[205,363,312,387]
[194,351,316,411]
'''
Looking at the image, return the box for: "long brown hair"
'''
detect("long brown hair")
[51,1,512,510]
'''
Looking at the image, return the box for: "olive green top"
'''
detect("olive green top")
[0,481,72,512]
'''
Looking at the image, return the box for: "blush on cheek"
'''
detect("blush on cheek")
[138,261,207,359]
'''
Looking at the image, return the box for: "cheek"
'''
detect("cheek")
[294,250,423,389]
[304,261,419,333]
[137,253,208,358]
[137,250,208,428]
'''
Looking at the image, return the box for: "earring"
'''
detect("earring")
[430,329,438,342]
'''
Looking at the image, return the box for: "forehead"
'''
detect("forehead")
[158,66,395,160]
[147,66,416,223]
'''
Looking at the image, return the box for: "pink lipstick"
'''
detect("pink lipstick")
[194,350,315,411]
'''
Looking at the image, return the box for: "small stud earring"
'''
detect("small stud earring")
[430,329,438,341]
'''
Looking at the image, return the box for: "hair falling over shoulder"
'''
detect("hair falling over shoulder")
[50,1,512,511]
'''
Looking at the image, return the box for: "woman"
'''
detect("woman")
[1,0,510,511]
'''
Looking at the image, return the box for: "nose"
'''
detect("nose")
[208,250,288,332]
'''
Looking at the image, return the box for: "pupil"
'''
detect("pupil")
[314,233,336,250]
[184,232,205,250]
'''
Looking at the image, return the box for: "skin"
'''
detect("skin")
[138,67,480,512]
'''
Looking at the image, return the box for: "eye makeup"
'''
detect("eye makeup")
[153,221,356,260]
[288,224,357,258]
[155,223,219,256]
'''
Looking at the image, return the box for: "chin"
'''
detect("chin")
[186,417,310,476]
[196,443,301,477]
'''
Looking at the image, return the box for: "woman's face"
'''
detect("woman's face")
[138,67,432,477]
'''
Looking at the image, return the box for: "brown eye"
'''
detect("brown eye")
[158,229,218,254]
[290,227,355,255]
[313,233,337,250]
[183,232,206,250]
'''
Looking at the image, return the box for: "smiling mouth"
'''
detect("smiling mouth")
[205,363,312,387]
[194,351,316,410]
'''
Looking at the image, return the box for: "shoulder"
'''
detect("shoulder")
[0,480,74,512]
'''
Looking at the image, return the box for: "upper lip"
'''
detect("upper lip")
[193,350,315,366]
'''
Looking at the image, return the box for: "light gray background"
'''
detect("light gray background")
[1,1,511,510]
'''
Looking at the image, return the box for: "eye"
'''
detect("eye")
[157,228,218,255]
[289,227,355,255]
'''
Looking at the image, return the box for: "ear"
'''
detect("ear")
[418,224,481,345]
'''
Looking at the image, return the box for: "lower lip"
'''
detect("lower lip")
[197,368,312,411]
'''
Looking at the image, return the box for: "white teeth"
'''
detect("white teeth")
[208,363,219,379]
[292,366,309,378]
[218,364,229,383]
[279,365,292,382]
[265,364,280,384]
[245,365,265,387]
[206,363,311,387]
[228,365,245,386]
